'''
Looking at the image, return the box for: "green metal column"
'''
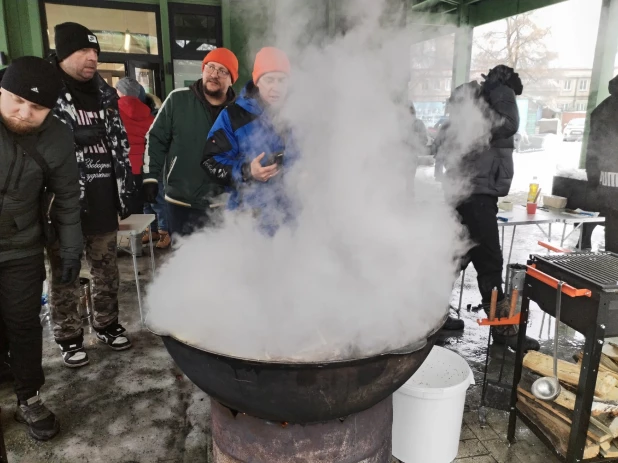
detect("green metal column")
[221,0,231,48]
[580,0,618,167]
[0,0,9,67]
[451,2,472,88]
[159,0,174,94]
[26,0,44,57]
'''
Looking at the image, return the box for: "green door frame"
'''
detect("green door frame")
[581,0,618,167]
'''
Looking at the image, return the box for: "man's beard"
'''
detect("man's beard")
[203,79,225,99]
[2,116,39,135]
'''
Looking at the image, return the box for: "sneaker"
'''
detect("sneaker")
[58,338,89,368]
[441,316,465,331]
[15,394,59,441]
[95,322,132,351]
[142,228,160,244]
[156,230,171,249]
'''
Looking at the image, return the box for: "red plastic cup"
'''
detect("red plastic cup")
[527,202,538,214]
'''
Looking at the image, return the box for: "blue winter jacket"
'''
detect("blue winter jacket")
[201,81,299,233]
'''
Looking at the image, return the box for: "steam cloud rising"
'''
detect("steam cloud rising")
[146,0,489,361]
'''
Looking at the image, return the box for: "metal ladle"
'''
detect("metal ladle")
[532,281,563,401]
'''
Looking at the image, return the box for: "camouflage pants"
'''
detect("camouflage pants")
[48,231,119,341]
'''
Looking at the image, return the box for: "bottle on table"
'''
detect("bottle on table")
[527,176,539,203]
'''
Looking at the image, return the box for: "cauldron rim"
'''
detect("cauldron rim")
[151,313,447,365]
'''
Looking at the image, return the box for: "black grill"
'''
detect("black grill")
[509,251,618,462]
[534,252,618,291]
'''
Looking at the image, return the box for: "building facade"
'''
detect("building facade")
[0,0,329,97]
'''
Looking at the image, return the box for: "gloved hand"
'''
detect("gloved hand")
[143,182,159,203]
[60,258,81,285]
[74,125,106,146]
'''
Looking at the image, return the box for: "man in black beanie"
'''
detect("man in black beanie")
[433,65,540,352]
[0,56,83,440]
[48,22,135,368]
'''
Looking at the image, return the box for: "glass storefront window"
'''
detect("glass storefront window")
[45,3,159,55]
[170,6,222,60]
[409,34,455,128]
[98,62,125,89]
[173,59,203,89]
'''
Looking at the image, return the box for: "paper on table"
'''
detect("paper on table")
[562,208,600,218]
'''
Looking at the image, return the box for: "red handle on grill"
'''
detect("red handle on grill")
[526,265,592,298]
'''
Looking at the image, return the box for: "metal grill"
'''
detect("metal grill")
[536,252,618,291]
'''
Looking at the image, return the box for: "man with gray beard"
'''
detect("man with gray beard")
[0,57,82,440]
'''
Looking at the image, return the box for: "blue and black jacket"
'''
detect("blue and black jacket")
[201,81,299,233]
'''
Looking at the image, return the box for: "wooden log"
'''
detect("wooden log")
[590,416,614,443]
[517,393,600,459]
[601,441,612,451]
[602,354,618,373]
[553,387,618,416]
[520,370,618,416]
[596,415,618,439]
[518,388,611,443]
[601,444,618,458]
[574,352,618,379]
[523,351,618,398]
[611,417,618,438]
[603,344,618,362]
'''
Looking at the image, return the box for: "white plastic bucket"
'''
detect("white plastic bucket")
[392,346,475,463]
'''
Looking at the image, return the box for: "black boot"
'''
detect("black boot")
[15,393,59,441]
[441,316,464,331]
[0,351,12,384]
[493,332,540,352]
[0,361,12,384]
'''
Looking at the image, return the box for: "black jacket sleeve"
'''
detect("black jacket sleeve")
[485,85,519,141]
[586,106,603,187]
[48,123,83,260]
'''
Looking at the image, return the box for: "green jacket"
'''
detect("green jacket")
[143,80,235,209]
[0,113,83,263]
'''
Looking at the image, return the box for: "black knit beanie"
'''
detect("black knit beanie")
[1,56,63,109]
[55,22,101,62]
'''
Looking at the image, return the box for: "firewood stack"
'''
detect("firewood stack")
[518,344,618,460]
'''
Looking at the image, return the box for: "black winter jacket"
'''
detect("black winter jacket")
[586,76,618,187]
[433,83,519,198]
[49,55,134,218]
[0,113,83,263]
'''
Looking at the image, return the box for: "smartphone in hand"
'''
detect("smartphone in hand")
[268,151,284,167]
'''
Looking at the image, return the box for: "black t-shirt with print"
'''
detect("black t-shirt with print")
[64,72,119,235]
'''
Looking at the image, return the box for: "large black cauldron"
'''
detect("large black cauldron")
[162,325,440,424]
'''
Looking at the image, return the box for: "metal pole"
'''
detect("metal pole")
[457,269,466,316]
[148,227,156,276]
[506,225,517,268]
[130,234,144,325]
[560,223,568,248]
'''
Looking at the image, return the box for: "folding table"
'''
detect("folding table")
[118,214,156,324]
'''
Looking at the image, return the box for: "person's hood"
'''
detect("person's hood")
[118,96,153,121]
[236,80,268,116]
[609,75,618,96]
[189,78,236,108]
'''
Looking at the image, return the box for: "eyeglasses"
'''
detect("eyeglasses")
[205,63,230,78]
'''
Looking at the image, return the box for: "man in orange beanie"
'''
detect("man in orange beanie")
[202,47,299,235]
[143,48,239,237]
